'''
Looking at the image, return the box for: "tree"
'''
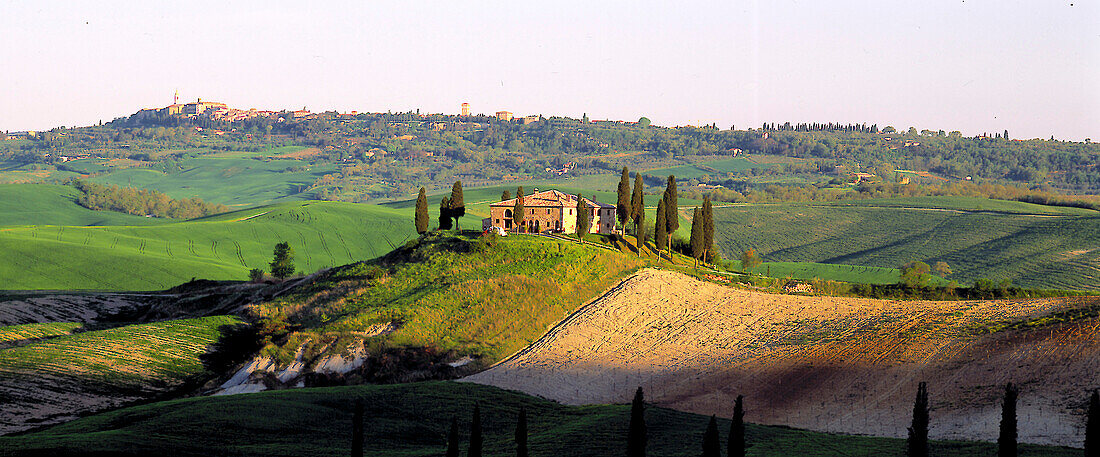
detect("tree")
[469,404,483,457]
[450,181,465,229]
[654,200,668,255]
[741,249,761,273]
[501,189,511,201]
[1086,390,1099,457]
[351,399,364,457]
[576,194,591,242]
[632,173,645,253]
[932,261,951,278]
[516,406,529,457]
[702,415,720,457]
[663,176,679,251]
[617,167,631,232]
[690,207,703,268]
[248,268,264,283]
[513,189,525,233]
[445,417,460,457]
[702,196,714,264]
[907,382,930,457]
[729,395,745,457]
[414,187,429,234]
[900,261,932,287]
[439,197,453,230]
[627,387,647,457]
[269,242,295,279]
[998,383,1018,457]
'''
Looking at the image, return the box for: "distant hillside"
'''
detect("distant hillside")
[0,201,416,290]
[0,184,168,227]
[0,381,1079,457]
[468,268,1100,447]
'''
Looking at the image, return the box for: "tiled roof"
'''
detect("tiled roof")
[491,189,615,209]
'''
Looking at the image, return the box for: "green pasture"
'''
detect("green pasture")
[642,157,764,179]
[0,381,1077,457]
[709,198,1100,291]
[0,161,79,184]
[0,322,82,344]
[0,183,169,227]
[91,157,338,207]
[0,201,417,290]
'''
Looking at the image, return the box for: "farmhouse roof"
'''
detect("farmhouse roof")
[491,189,615,209]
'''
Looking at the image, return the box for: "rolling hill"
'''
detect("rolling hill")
[466,268,1100,447]
[0,184,168,227]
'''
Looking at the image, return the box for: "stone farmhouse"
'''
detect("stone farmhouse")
[483,189,616,234]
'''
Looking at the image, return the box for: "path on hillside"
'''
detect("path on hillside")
[463,268,1100,447]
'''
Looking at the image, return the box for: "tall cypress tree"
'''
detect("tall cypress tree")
[501,189,511,201]
[351,399,364,457]
[631,174,645,254]
[690,207,703,268]
[576,194,590,242]
[450,181,465,229]
[1085,390,1099,457]
[654,199,667,256]
[513,187,525,233]
[627,387,647,457]
[469,404,483,457]
[516,406,529,457]
[414,187,429,234]
[439,197,453,230]
[998,383,1018,457]
[702,196,714,264]
[617,167,631,232]
[907,382,929,457]
[702,415,720,457]
[729,395,745,457]
[663,175,678,250]
[445,417,460,457]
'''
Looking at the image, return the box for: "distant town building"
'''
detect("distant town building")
[521,115,540,125]
[484,189,616,234]
[461,103,470,116]
[495,111,513,121]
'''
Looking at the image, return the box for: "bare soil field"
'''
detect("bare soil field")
[465,269,1100,447]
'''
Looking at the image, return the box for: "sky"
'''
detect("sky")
[1,1,1097,140]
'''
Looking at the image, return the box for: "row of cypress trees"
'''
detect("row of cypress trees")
[413,181,465,233]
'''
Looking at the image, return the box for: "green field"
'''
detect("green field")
[0,315,239,384]
[643,157,764,179]
[0,322,83,344]
[90,156,338,207]
[0,201,417,290]
[710,197,1100,290]
[0,381,1077,457]
[0,161,79,184]
[0,184,169,227]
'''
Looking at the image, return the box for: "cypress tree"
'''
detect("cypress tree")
[269,242,295,279]
[439,197,453,230]
[690,207,703,268]
[663,175,678,249]
[469,404,483,457]
[907,382,929,457]
[998,383,1018,457]
[516,406,529,457]
[513,190,525,233]
[414,187,429,234]
[617,167,631,232]
[501,189,511,201]
[632,173,645,254]
[702,415,720,457]
[1086,390,1099,457]
[728,395,745,457]
[450,181,465,229]
[702,196,714,264]
[576,194,591,242]
[654,199,667,256]
[350,399,364,457]
[627,387,647,457]
[445,417,460,457]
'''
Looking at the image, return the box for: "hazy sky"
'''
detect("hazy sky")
[2,1,1097,140]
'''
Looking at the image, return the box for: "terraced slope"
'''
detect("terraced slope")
[0,201,416,290]
[709,198,1100,290]
[0,315,242,435]
[467,268,1100,447]
[0,382,1078,457]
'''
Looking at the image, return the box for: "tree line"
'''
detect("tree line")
[71,180,229,219]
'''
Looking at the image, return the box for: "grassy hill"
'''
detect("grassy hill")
[0,381,1078,457]
[708,197,1100,290]
[0,201,416,290]
[0,184,168,227]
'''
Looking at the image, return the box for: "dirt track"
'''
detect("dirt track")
[464,268,1100,446]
